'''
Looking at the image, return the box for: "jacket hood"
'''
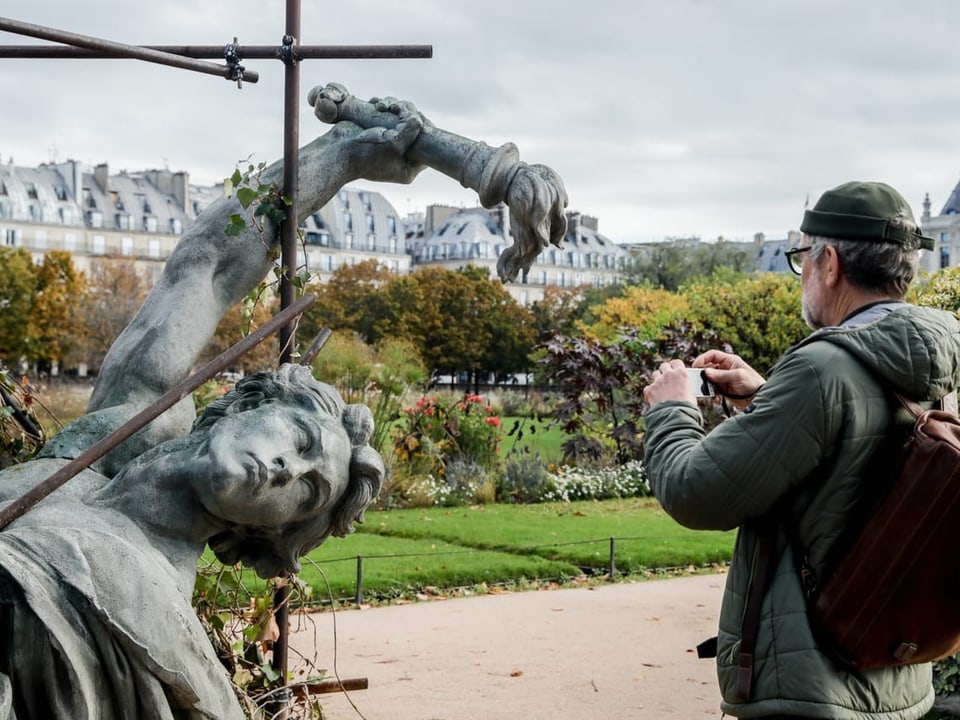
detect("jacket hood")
[796,304,960,400]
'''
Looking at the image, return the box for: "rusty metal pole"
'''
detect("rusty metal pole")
[0,16,259,82]
[269,2,302,716]
[0,43,432,60]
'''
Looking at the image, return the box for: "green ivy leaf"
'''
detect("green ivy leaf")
[224,215,247,237]
[236,187,257,209]
[260,663,281,683]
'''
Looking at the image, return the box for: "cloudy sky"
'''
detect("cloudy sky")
[2,0,959,244]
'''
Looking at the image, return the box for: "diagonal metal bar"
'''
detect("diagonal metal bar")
[0,16,259,82]
[0,294,315,532]
[0,43,432,60]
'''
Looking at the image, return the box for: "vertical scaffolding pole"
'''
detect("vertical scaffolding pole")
[270,2,302,716]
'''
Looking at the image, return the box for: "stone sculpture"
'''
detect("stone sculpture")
[0,90,567,719]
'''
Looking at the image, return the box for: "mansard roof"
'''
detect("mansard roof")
[941,177,960,215]
[417,207,628,267]
[0,163,84,225]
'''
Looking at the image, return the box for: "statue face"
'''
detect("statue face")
[194,401,352,527]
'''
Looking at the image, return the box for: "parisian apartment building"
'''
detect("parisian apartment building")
[0,156,630,305]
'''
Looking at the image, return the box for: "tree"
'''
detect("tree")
[300,259,394,344]
[582,285,690,342]
[28,250,87,371]
[682,272,808,374]
[527,285,592,343]
[911,266,960,313]
[387,266,535,379]
[624,238,752,291]
[72,260,149,373]
[0,247,37,365]
[200,288,279,373]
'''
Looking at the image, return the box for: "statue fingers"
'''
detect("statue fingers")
[309,83,347,123]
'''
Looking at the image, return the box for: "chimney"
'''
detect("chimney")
[145,168,190,213]
[94,163,109,193]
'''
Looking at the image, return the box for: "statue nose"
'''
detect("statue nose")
[271,457,293,486]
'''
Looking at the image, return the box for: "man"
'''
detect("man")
[0,100,426,720]
[643,181,960,719]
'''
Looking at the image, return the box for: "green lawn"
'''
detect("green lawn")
[210,497,736,604]
[360,498,734,571]
[498,415,566,463]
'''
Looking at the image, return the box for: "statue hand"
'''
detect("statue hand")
[330,115,425,185]
[309,86,427,184]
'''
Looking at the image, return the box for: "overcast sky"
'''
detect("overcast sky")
[2,0,959,244]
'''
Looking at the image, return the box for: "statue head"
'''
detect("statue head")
[191,364,383,578]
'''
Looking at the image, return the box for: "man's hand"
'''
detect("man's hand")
[644,359,697,408]
[694,350,766,409]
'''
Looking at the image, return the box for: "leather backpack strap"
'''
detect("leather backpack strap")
[736,524,779,702]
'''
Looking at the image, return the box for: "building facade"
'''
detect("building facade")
[0,158,411,287]
[921,180,960,274]
[412,205,629,304]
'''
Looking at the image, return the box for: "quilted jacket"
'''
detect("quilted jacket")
[643,303,960,719]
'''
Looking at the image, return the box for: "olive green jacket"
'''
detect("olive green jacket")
[644,304,960,719]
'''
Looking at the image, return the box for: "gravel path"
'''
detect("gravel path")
[288,572,727,719]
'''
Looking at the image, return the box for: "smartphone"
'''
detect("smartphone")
[687,368,716,398]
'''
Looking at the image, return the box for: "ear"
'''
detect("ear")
[821,244,843,288]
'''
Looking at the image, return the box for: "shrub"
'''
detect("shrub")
[498,455,557,503]
[543,460,650,502]
[393,393,503,474]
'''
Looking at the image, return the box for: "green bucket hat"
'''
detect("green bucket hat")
[800,181,934,251]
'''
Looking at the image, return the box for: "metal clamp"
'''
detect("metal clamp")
[279,34,297,66]
[223,36,245,88]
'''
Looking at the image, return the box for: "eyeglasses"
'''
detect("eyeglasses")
[785,246,812,276]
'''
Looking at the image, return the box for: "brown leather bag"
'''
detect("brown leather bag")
[802,392,960,670]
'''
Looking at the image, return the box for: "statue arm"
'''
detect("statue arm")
[87,115,425,427]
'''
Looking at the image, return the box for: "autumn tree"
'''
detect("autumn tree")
[299,259,394,344]
[527,285,593,343]
[386,266,536,380]
[0,247,37,365]
[200,288,279,373]
[28,250,87,371]
[72,260,150,373]
[681,272,808,374]
[582,284,691,342]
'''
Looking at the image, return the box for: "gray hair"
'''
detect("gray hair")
[806,235,919,298]
[197,363,384,578]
